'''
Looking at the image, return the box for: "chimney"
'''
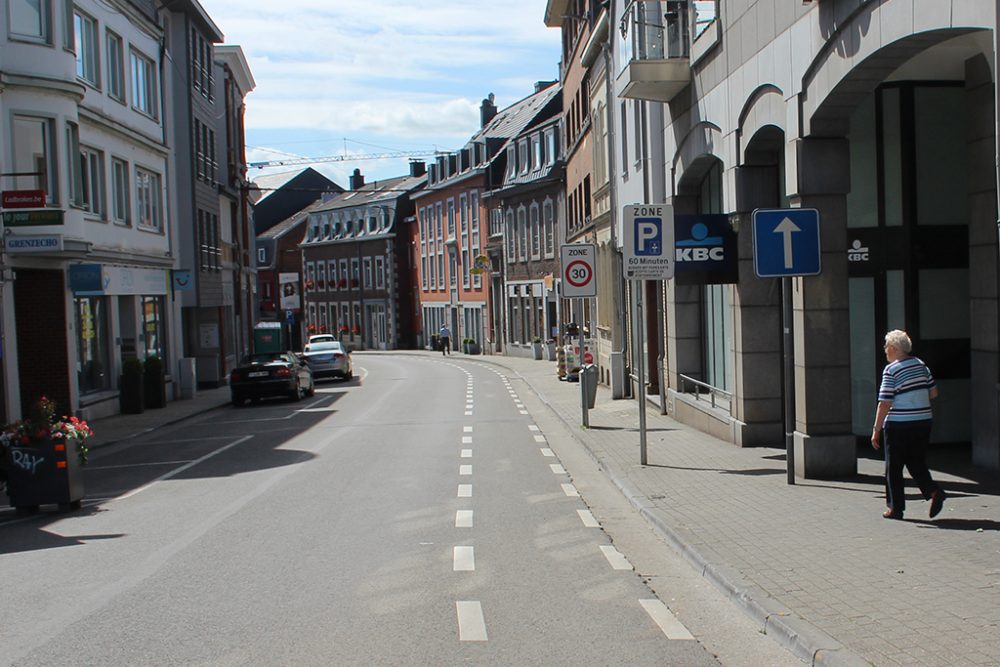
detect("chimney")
[534,80,557,93]
[349,168,365,190]
[409,160,426,177]
[480,93,497,127]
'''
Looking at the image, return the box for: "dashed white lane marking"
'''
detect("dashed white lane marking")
[460,465,472,475]
[456,510,473,528]
[453,546,475,571]
[639,600,695,640]
[600,545,633,571]
[458,484,472,497]
[462,436,473,444]
[465,411,473,416]
[528,425,540,432]
[456,601,488,641]
[561,483,579,497]
[549,464,566,475]
[533,435,547,443]
[461,449,472,458]
[577,509,600,527]
[519,410,529,415]
[463,426,473,433]
[540,448,554,457]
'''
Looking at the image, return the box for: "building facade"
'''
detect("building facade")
[608,0,998,475]
[301,167,425,351]
[1,0,182,420]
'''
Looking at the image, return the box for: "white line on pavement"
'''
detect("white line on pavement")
[540,448,554,457]
[639,599,695,640]
[561,483,579,497]
[462,436,473,444]
[453,546,475,571]
[465,411,473,416]
[600,545,633,571]
[549,464,566,475]
[460,465,472,475]
[458,484,472,497]
[456,601,488,641]
[88,460,194,470]
[533,435,547,443]
[577,509,600,527]
[519,410,529,415]
[463,426,473,432]
[456,510,473,528]
[116,435,254,501]
[461,449,472,458]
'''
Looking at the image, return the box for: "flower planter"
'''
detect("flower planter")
[532,342,543,360]
[5,437,85,512]
[463,342,481,355]
[545,341,557,361]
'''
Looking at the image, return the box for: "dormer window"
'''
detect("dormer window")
[532,135,542,170]
[505,145,516,179]
[545,128,557,165]
[518,140,529,174]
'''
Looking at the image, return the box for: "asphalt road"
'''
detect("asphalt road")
[1,354,798,666]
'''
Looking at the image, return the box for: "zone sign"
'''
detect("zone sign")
[560,243,597,298]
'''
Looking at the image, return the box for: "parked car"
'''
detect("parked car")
[230,351,315,406]
[307,334,337,345]
[301,340,353,381]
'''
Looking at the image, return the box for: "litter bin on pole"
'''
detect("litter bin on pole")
[581,364,598,409]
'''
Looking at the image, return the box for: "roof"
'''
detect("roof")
[312,174,426,213]
[258,198,331,240]
[472,83,560,143]
[251,168,325,206]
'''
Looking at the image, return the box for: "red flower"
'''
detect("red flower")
[20,435,30,444]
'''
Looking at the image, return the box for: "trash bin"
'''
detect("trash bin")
[581,364,598,409]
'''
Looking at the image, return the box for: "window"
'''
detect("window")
[505,145,516,180]
[543,200,555,257]
[75,296,111,394]
[9,0,50,42]
[505,209,515,263]
[130,49,158,119]
[328,260,337,289]
[191,28,213,100]
[375,256,385,289]
[109,157,129,224]
[141,296,166,362]
[74,10,99,86]
[518,140,529,174]
[363,257,372,289]
[532,135,542,169]
[198,210,220,271]
[447,200,455,238]
[621,101,629,177]
[470,192,481,288]
[135,167,162,230]
[545,128,557,165]
[106,31,124,101]
[79,146,105,216]
[634,100,644,169]
[257,247,266,264]
[13,116,56,204]
[350,258,359,283]
[517,207,527,261]
[459,194,468,234]
[530,204,540,259]
[66,122,83,206]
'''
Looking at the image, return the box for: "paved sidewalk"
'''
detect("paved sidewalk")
[53,352,1000,666]
[457,351,1000,667]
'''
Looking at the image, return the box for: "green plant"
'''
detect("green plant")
[122,358,143,377]
[532,336,542,343]
[143,355,163,376]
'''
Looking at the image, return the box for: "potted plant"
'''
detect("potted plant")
[545,338,557,361]
[462,338,481,355]
[1,396,93,512]
[120,358,145,414]
[143,356,166,409]
[307,323,317,334]
[531,336,544,360]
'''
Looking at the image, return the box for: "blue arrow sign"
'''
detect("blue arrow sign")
[752,208,821,278]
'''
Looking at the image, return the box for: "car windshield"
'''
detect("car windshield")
[304,342,343,352]
[309,335,335,343]
[247,353,289,364]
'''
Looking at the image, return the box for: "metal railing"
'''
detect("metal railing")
[619,0,691,65]
[678,373,732,412]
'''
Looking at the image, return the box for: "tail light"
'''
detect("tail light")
[332,353,342,360]
[274,367,292,377]
[230,370,243,382]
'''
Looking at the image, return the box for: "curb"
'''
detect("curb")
[89,400,230,451]
[470,355,874,667]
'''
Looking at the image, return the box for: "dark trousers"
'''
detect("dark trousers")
[440,337,450,354]
[884,420,940,513]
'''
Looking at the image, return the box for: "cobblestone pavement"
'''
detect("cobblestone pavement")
[56,353,1000,666]
[457,352,1000,667]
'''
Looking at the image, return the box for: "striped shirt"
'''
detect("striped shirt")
[878,356,935,423]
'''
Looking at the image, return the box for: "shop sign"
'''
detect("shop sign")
[172,270,194,291]
[2,190,46,208]
[2,210,64,227]
[674,214,738,285]
[847,239,870,262]
[6,234,62,253]
[68,264,168,295]
[279,273,300,310]
[68,264,104,293]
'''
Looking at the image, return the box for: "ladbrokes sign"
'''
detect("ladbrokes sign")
[674,214,738,285]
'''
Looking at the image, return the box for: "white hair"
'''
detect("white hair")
[885,329,912,354]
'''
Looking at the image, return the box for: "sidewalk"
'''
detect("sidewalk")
[468,352,1000,667]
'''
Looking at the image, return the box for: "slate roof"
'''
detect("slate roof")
[473,84,560,143]
[311,174,426,213]
[258,198,332,240]
[250,169,312,205]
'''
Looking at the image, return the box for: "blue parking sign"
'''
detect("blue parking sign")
[752,209,821,278]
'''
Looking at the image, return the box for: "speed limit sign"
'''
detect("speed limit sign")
[560,243,597,297]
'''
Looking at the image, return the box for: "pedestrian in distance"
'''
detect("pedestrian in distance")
[871,329,946,520]
[439,325,451,355]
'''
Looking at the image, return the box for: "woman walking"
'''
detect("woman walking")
[871,330,946,520]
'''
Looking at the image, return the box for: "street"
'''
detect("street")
[0,354,796,666]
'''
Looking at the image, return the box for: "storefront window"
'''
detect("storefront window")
[76,296,111,394]
[142,296,165,361]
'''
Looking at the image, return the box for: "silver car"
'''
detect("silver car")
[301,341,353,381]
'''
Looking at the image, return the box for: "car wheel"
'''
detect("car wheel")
[346,368,353,381]
[289,378,302,402]
[306,378,315,397]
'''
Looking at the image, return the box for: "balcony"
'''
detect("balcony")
[617,0,692,102]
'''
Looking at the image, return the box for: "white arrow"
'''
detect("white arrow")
[774,217,801,269]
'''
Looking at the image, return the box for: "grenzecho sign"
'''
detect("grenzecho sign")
[623,204,674,280]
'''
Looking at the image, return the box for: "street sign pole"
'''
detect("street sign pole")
[783,277,795,485]
[577,298,588,429]
[636,283,647,465]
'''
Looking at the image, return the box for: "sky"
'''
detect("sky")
[198,0,563,188]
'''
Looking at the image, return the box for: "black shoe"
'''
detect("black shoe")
[929,491,946,519]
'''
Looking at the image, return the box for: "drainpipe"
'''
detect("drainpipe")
[603,34,628,398]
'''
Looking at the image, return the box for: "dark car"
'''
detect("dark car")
[301,341,353,381]
[230,351,315,406]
